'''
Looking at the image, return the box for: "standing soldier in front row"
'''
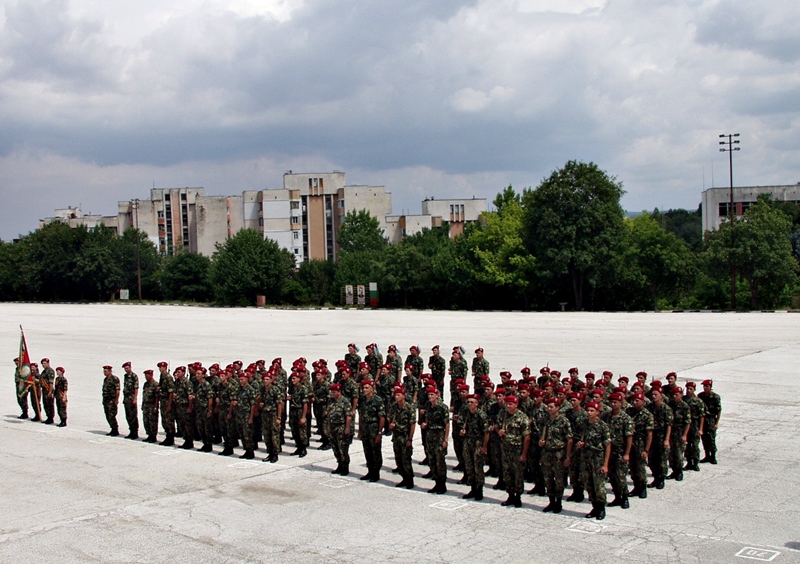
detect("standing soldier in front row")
[40,358,56,425]
[698,379,721,465]
[234,372,258,459]
[627,391,654,498]
[358,380,385,482]
[540,397,573,514]
[668,387,691,481]
[54,366,68,427]
[141,369,159,442]
[157,362,176,446]
[471,347,490,392]
[122,361,139,440]
[174,367,195,450]
[604,392,633,509]
[428,345,446,395]
[498,395,530,508]
[194,369,214,452]
[14,357,30,419]
[390,386,416,489]
[260,373,284,463]
[460,393,490,501]
[422,386,450,494]
[579,401,611,520]
[647,387,673,490]
[102,365,120,436]
[219,369,240,456]
[683,382,706,471]
[328,383,353,476]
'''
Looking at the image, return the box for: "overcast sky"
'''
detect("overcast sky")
[1,0,799,240]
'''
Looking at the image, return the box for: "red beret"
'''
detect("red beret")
[330,383,342,392]
[540,366,550,374]
[567,392,580,400]
[210,363,220,370]
[478,375,490,382]
[686,382,696,389]
[532,390,544,398]
[359,362,368,369]
[519,383,530,392]
[545,397,558,405]
[631,392,644,401]
[672,387,684,395]
[555,386,567,394]
[651,379,662,388]
[143,369,153,375]
[272,358,282,365]
[348,343,357,348]
[404,363,413,370]
[618,376,629,383]
[505,395,518,404]
[542,381,554,388]
[609,392,624,402]
[41,358,50,363]
[388,345,397,352]
[410,345,419,352]
[591,388,604,397]
[103,365,112,370]
[500,371,512,378]
[585,401,600,411]
[667,372,677,378]
[603,371,613,377]
[426,386,437,394]
[561,378,570,384]
[569,367,578,374]
[495,387,505,395]
[469,394,481,401]
[702,379,713,386]
[56,366,65,373]
[157,361,168,368]
[366,343,375,349]
[552,370,561,377]
[521,366,531,374]
[360,380,374,387]
[457,384,470,391]
[431,345,439,350]
[475,347,483,353]
[585,372,595,379]
[484,382,495,389]
[454,378,465,385]
[636,371,647,377]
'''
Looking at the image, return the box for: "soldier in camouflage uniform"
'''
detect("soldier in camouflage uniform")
[157,362,176,446]
[385,345,403,386]
[208,364,223,444]
[471,347,490,392]
[345,344,361,376]
[234,373,258,459]
[646,387,673,489]
[141,369,159,442]
[54,366,68,427]
[101,365,120,436]
[121,362,139,439]
[14,357,30,419]
[260,372,284,463]
[539,398,573,513]
[40,358,56,424]
[683,382,706,471]
[428,345,446,394]
[327,383,353,475]
[451,383,470,478]
[194,369,214,452]
[499,395,531,508]
[526,390,548,496]
[219,369,240,456]
[698,379,721,465]
[312,369,331,449]
[390,387,417,489]
[365,343,383,378]
[405,346,424,382]
[174,367,195,449]
[358,380,385,482]
[604,392,633,508]
[375,363,396,436]
[626,391,654,498]
[565,392,588,503]
[579,402,611,520]
[448,347,469,403]
[668,387,691,481]
[460,393,490,501]
[422,386,450,494]
[288,372,310,457]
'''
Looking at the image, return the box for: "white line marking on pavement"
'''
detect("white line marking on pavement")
[319,479,352,488]
[152,450,178,456]
[429,500,467,511]
[227,461,261,468]
[735,548,781,561]
[567,521,606,534]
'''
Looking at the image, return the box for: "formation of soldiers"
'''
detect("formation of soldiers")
[14,356,68,426]
[15,344,723,520]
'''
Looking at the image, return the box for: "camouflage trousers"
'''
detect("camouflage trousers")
[425,429,447,481]
[630,439,649,485]
[392,435,414,480]
[56,396,68,423]
[452,426,465,468]
[527,441,544,486]
[568,450,584,489]
[330,426,352,466]
[289,408,308,449]
[103,400,118,432]
[237,415,255,451]
[608,447,628,497]
[312,403,329,443]
[17,386,29,416]
[541,449,567,497]
[668,433,686,473]
[463,437,486,488]
[685,424,701,461]
[489,433,503,476]
[649,433,669,480]
[221,410,238,446]
[501,442,524,494]
[123,400,139,435]
[261,410,280,455]
[160,403,175,437]
[175,404,193,441]
[581,451,608,504]
[361,426,383,472]
[195,411,213,446]
[142,403,158,438]
[42,392,55,421]
[701,424,717,456]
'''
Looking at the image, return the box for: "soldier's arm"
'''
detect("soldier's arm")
[601,442,611,474]
[345,412,352,435]
[644,430,653,457]
[623,434,632,461]
[664,425,671,447]
[521,434,530,461]
[276,401,283,423]
[481,431,489,454]
[443,420,450,448]
[682,418,690,442]
[698,415,705,435]
[407,421,415,444]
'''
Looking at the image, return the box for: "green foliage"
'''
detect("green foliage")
[296,259,336,305]
[209,229,295,306]
[160,252,212,302]
[650,206,703,252]
[334,210,387,293]
[113,228,162,300]
[522,161,626,310]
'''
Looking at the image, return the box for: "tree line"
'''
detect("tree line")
[2,161,798,310]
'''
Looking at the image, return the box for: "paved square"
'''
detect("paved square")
[1,304,799,563]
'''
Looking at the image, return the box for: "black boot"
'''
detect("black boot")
[299,448,308,458]
[675,470,684,481]
[391,467,400,474]
[219,445,234,456]
[534,483,547,496]
[462,487,476,499]
[474,486,483,501]
[32,415,42,422]
[200,443,213,452]
[595,502,606,520]
[395,478,408,488]
[709,454,717,465]
[454,462,464,471]
[501,493,515,506]
[620,494,630,509]
[493,479,506,491]
[608,496,622,507]
[699,455,711,463]
[405,477,415,489]
[436,479,447,494]
[647,478,659,488]
[543,495,555,512]
[181,440,194,450]
[585,501,599,518]
[18,413,28,420]
[629,484,642,497]
[422,470,434,479]
[566,488,584,502]
[421,457,429,465]
[331,463,342,474]
[656,478,665,489]
[514,493,522,508]
[58,420,67,428]
[683,460,693,471]
[240,449,254,459]
[44,418,54,425]
[552,497,563,514]
[340,464,349,476]
[457,474,468,485]
[666,471,676,480]
[369,468,380,483]
[161,434,175,446]
[638,485,647,499]
[427,481,439,494]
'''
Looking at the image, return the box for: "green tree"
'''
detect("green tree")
[20,222,86,300]
[334,210,387,296]
[72,225,124,301]
[295,259,336,305]
[209,229,295,306]
[650,206,703,252]
[111,228,162,300]
[160,252,212,302]
[625,213,696,311]
[522,161,626,310]
[0,240,26,300]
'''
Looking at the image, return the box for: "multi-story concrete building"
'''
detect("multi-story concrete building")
[39,207,118,231]
[701,184,800,232]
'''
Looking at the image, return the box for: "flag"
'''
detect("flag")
[18,325,31,373]
[17,326,41,419]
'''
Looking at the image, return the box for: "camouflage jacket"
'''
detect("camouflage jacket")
[698,391,721,424]
[345,353,361,376]
[141,379,158,405]
[123,372,139,402]
[102,375,120,401]
[236,385,257,420]
[426,401,450,431]
[471,357,490,378]
[365,352,383,377]
[649,402,674,436]
[359,394,385,430]
[405,354,424,379]
[449,358,468,382]
[158,373,175,402]
[428,355,446,380]
[670,399,691,435]
[541,414,573,451]
[174,377,192,406]
[392,401,416,440]
[328,396,352,429]
[627,406,655,444]
[459,407,489,440]
[501,410,531,447]
[602,410,634,449]
[195,380,213,412]
[261,384,283,413]
[582,419,611,454]
[685,396,707,427]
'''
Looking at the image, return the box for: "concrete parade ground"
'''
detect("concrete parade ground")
[1,303,799,563]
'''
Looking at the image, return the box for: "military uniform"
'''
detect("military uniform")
[405,352,424,381]
[424,399,450,493]
[312,377,331,447]
[527,403,548,495]
[174,375,194,446]
[194,378,214,451]
[449,356,469,402]
[40,366,56,423]
[359,393,386,480]
[627,404,654,495]
[365,350,383,378]
[603,410,633,505]
[219,376,240,454]
[500,408,531,505]
[236,382,258,457]
[141,375,159,441]
[565,407,588,501]
[122,369,139,439]
[289,380,310,454]
[648,401,673,488]
[54,370,68,426]
[392,401,416,487]
[158,370,176,445]
[260,383,283,460]
[580,418,611,517]
[460,405,489,497]
[328,394,353,474]
[540,412,572,512]
[428,353,446,393]
[699,388,721,463]
[684,393,706,470]
[668,397,691,479]
[471,355,490,392]
[102,371,120,435]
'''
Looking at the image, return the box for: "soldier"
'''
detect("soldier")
[405,346,424,382]
[539,397,573,513]
[647,387,673,489]
[345,343,361,376]
[40,358,56,425]
[194,368,214,452]
[390,386,416,489]
[260,372,284,463]
[578,402,611,520]
[141,369,159,442]
[422,386,450,494]
[234,372,258,459]
[428,345,446,394]
[14,357,30,419]
[219,368,240,456]
[101,365,120,436]
[498,395,530,508]
[683,382,706,471]
[460,394,490,501]
[565,392,588,503]
[662,372,677,398]
[121,361,139,439]
[54,366,68,427]
[627,391,654,498]
[604,392,633,508]
[451,383,470,479]
[365,343,383,378]
[471,347,490,391]
[312,369,331,449]
[158,362,177,445]
[358,380,385,482]
[328,383,353,475]
[174,366,195,450]
[29,362,42,421]
[448,347,469,402]
[698,379,721,465]
[667,387,690,481]
[288,372,310,457]
[527,389,548,496]
[385,345,403,385]
[375,362,396,436]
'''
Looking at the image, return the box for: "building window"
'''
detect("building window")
[165,194,170,201]
[258,217,264,226]
[157,210,164,218]
[338,200,344,208]
[291,201,300,210]
[293,231,299,240]
[181,193,187,201]
[291,215,299,224]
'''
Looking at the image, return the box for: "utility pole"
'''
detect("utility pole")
[719,133,740,311]
[133,199,142,301]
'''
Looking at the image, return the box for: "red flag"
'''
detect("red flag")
[18,325,31,374]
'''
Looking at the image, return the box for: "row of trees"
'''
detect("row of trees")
[1,161,798,310]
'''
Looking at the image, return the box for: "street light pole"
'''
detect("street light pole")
[719,133,740,311]
[133,199,142,301]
